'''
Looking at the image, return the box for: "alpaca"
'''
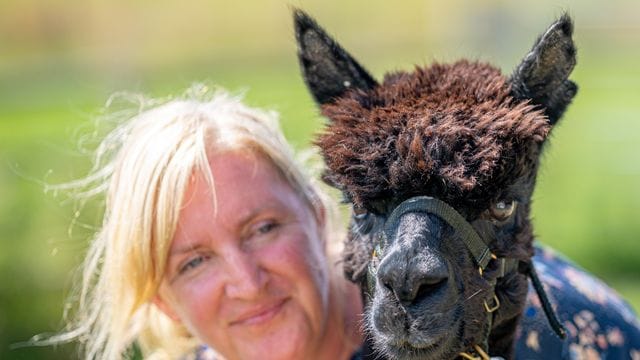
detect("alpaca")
[294,10,640,359]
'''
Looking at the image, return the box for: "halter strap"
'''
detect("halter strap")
[384,196,493,270]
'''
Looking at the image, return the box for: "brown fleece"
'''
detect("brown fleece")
[316,60,549,212]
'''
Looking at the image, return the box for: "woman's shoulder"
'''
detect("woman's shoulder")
[184,346,219,360]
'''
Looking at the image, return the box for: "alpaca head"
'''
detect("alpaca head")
[295,10,576,359]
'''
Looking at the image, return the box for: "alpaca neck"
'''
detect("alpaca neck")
[487,269,530,358]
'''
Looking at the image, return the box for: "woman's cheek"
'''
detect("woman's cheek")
[268,229,330,305]
[266,230,322,276]
[172,266,223,323]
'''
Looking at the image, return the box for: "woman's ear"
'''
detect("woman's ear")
[152,294,181,323]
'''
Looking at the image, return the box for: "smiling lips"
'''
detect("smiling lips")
[230,298,288,327]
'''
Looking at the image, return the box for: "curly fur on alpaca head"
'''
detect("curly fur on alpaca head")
[317,60,549,213]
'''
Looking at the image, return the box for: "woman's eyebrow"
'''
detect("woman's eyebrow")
[236,193,295,223]
[168,202,288,256]
[169,242,201,257]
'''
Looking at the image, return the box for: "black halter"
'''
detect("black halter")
[366,196,565,358]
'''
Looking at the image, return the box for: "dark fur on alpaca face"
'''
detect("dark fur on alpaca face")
[295,10,577,359]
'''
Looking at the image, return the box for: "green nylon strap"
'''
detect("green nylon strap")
[384,196,493,270]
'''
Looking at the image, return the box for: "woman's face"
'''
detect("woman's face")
[156,151,331,360]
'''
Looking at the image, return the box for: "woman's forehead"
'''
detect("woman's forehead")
[175,151,305,230]
[168,168,315,261]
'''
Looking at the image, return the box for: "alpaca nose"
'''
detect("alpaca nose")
[378,250,449,305]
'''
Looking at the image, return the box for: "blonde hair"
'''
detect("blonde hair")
[43,86,345,360]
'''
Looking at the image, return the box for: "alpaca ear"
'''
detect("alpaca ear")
[511,14,578,125]
[294,9,378,105]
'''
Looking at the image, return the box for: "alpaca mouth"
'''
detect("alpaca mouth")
[381,332,457,360]
[371,305,463,359]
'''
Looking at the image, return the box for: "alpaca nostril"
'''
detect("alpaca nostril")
[413,276,448,303]
[381,272,449,305]
[380,273,396,295]
[378,253,450,305]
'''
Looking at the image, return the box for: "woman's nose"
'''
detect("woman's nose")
[223,250,266,299]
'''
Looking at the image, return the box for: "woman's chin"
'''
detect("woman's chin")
[228,339,305,360]
[225,303,314,360]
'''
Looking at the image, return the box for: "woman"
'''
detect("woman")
[48,86,363,360]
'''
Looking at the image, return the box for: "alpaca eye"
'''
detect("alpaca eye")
[490,200,516,221]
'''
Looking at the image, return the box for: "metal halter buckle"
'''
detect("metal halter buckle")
[459,344,491,360]
[483,294,501,313]
[478,253,497,276]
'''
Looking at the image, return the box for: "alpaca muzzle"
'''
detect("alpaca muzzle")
[367,195,566,357]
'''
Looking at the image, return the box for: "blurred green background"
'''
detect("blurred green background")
[1,0,638,358]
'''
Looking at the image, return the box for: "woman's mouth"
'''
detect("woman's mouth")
[230,298,288,327]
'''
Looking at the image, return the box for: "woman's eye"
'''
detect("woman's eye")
[179,255,207,275]
[256,221,278,235]
[243,220,281,251]
[489,200,517,221]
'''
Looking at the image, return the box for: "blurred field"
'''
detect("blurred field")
[1,0,639,359]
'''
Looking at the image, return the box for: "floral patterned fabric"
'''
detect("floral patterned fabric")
[515,244,640,359]
[189,244,640,360]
